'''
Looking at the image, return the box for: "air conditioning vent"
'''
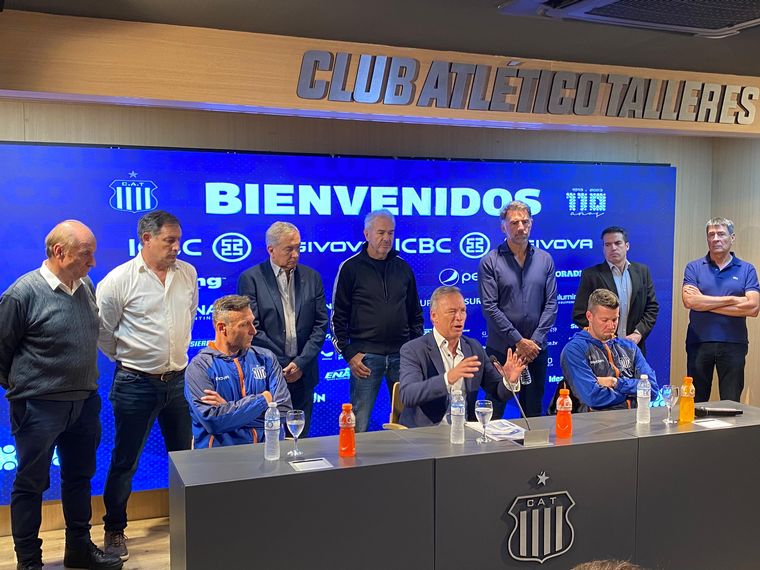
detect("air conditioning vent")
[497,0,760,38]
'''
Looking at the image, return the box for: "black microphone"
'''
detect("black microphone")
[489,355,531,431]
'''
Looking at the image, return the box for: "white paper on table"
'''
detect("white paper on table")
[289,457,333,471]
[693,418,733,429]
[465,419,526,441]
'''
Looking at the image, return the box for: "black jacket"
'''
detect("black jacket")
[572,261,659,355]
[331,243,424,362]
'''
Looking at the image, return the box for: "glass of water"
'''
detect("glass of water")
[286,410,305,457]
[474,400,493,444]
[660,385,680,426]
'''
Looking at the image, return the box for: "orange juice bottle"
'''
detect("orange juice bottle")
[555,389,573,438]
[679,376,695,423]
[338,403,356,457]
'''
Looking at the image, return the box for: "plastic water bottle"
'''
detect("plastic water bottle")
[520,368,532,385]
[636,374,651,424]
[338,403,356,457]
[264,402,280,461]
[679,376,695,423]
[555,388,573,438]
[450,389,466,444]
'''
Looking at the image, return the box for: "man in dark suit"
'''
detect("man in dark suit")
[398,286,524,428]
[237,221,328,436]
[572,226,659,355]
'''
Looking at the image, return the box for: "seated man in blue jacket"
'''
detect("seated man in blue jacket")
[185,294,292,448]
[560,288,657,412]
[398,286,525,427]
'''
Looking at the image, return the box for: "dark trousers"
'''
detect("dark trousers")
[286,377,315,438]
[10,392,101,564]
[102,367,192,532]
[687,342,748,403]
[487,346,548,418]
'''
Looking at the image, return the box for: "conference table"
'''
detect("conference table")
[169,401,760,569]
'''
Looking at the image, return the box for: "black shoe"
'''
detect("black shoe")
[63,541,123,570]
[17,562,43,570]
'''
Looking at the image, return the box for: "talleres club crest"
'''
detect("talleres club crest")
[109,172,158,213]
[507,490,575,564]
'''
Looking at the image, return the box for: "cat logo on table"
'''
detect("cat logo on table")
[507,490,575,564]
[109,172,158,213]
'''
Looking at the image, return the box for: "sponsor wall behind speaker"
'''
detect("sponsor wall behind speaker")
[0,144,676,503]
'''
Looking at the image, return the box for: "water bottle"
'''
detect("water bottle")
[679,376,696,423]
[338,403,356,457]
[520,368,532,385]
[555,388,573,438]
[264,402,280,461]
[636,374,651,424]
[449,390,465,444]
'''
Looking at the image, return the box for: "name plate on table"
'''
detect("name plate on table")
[289,458,333,472]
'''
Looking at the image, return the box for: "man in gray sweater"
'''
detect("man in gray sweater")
[0,221,122,570]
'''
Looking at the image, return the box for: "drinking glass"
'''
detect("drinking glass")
[286,410,305,457]
[660,385,680,426]
[474,400,493,444]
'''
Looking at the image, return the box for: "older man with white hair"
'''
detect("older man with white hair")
[331,209,424,432]
[237,221,327,437]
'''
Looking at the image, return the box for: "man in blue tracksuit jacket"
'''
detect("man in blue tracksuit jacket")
[185,294,292,448]
[561,288,657,412]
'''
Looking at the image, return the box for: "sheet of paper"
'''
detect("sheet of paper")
[289,457,333,472]
[465,419,526,440]
[693,418,732,429]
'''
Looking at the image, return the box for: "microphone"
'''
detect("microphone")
[489,355,531,431]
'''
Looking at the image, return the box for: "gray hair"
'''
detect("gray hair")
[138,210,181,243]
[212,294,252,325]
[265,221,300,247]
[364,209,395,231]
[430,285,463,312]
[499,200,532,220]
[587,288,620,312]
[45,219,85,257]
[571,560,644,570]
[706,217,734,235]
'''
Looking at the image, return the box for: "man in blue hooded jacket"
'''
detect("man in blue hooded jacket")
[185,294,292,448]
[560,289,657,412]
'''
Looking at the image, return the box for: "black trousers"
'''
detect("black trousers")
[286,377,315,437]
[486,346,548,418]
[10,392,101,564]
[686,341,748,403]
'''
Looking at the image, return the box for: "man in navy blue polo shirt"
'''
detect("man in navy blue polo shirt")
[479,200,558,417]
[682,217,760,402]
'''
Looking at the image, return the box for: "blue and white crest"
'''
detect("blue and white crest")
[109,174,158,213]
[252,366,267,380]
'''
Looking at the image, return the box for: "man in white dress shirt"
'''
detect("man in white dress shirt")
[96,211,198,561]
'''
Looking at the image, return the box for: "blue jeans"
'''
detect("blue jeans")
[349,353,400,433]
[10,392,101,564]
[102,367,191,532]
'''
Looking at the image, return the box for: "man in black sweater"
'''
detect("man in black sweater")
[331,210,424,432]
[0,221,122,570]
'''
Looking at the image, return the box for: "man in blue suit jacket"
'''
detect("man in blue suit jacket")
[399,286,524,428]
[237,222,328,436]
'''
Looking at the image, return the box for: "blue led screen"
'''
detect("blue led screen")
[0,143,676,504]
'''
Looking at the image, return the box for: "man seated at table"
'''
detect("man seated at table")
[398,286,525,427]
[560,289,657,412]
[185,294,292,448]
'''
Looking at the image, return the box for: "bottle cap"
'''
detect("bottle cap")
[342,403,353,411]
[268,401,277,408]
[683,376,693,384]
[452,389,462,396]
[559,388,570,395]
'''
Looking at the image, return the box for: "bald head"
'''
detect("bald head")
[45,220,97,285]
[45,220,95,258]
